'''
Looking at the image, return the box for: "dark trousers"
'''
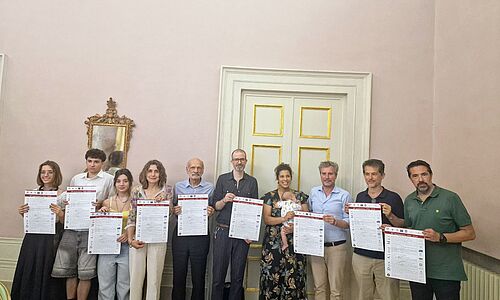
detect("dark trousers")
[171,227,210,300]
[410,278,461,300]
[211,226,249,300]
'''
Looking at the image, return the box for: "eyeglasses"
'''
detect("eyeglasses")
[232,158,247,162]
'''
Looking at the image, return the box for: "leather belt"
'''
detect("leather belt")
[324,240,346,247]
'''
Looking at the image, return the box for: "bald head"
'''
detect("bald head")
[187,158,204,169]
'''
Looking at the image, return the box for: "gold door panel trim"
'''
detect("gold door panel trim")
[249,243,262,249]
[250,144,282,175]
[297,146,331,191]
[245,256,261,293]
[299,106,332,139]
[252,104,284,137]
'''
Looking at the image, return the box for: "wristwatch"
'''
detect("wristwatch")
[439,232,447,243]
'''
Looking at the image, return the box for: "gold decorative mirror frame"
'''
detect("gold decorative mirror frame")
[85,98,135,170]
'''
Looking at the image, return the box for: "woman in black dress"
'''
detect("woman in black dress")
[12,160,66,300]
[259,163,309,300]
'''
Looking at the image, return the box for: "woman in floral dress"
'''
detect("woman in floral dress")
[259,163,309,300]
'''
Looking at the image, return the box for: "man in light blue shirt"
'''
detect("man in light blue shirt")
[172,158,214,300]
[308,161,352,300]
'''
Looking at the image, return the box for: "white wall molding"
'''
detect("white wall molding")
[0,237,22,288]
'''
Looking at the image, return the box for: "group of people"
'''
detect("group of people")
[256,158,475,300]
[12,147,475,300]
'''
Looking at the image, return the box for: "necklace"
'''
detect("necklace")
[117,195,129,203]
[115,195,130,212]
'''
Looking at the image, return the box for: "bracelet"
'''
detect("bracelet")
[333,219,337,226]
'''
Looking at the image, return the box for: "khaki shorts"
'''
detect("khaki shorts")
[51,230,97,280]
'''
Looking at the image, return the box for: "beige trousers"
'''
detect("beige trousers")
[129,243,167,300]
[351,253,400,300]
[310,243,348,300]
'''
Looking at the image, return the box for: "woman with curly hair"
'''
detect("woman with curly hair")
[259,163,309,300]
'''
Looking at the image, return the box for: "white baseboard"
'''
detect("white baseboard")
[0,236,180,294]
[0,237,22,290]
[1,236,415,300]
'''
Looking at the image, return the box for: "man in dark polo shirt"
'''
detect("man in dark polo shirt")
[351,159,404,300]
[404,160,475,300]
[211,149,258,300]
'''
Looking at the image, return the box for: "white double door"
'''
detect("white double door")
[240,90,346,196]
[237,90,348,300]
[216,67,371,299]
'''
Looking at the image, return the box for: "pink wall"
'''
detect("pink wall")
[433,0,500,258]
[0,1,435,239]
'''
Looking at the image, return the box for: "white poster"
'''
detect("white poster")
[228,197,263,241]
[177,194,209,236]
[349,203,384,251]
[294,211,325,257]
[64,186,97,230]
[88,212,122,254]
[136,200,169,243]
[384,226,426,284]
[24,190,58,234]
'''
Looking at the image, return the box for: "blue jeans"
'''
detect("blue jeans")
[97,243,130,300]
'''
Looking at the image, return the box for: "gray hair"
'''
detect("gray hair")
[318,161,339,175]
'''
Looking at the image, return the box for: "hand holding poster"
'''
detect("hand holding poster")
[136,200,169,243]
[348,202,384,251]
[88,212,123,254]
[229,197,263,241]
[177,194,209,236]
[24,190,58,234]
[64,186,97,230]
[294,211,325,257]
[384,226,426,283]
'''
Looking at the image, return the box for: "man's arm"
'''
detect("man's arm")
[423,224,476,243]
[334,193,351,229]
[250,178,258,199]
[215,193,234,210]
[381,203,405,227]
[97,176,114,209]
[207,185,215,207]
[213,176,224,210]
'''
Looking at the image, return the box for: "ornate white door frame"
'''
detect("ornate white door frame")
[216,66,372,195]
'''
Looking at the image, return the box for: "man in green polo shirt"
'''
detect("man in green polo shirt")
[404,160,476,300]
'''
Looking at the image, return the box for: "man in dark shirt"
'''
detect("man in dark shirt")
[351,159,404,300]
[211,149,258,300]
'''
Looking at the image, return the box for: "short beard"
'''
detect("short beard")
[417,183,430,194]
